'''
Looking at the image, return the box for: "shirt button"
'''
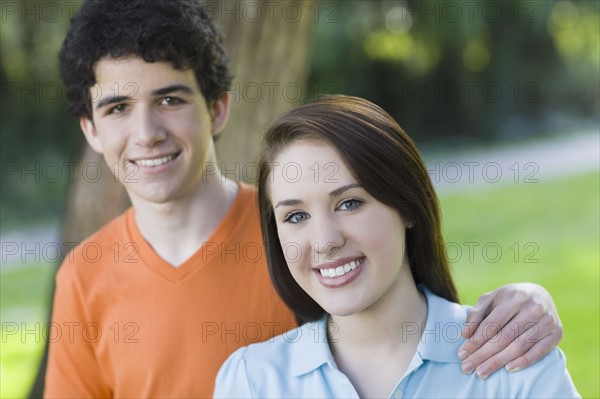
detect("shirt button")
[394,391,403,399]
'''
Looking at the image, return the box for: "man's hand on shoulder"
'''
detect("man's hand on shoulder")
[458,283,562,379]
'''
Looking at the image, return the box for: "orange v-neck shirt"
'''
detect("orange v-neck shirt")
[45,183,296,398]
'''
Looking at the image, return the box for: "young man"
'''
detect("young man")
[45,1,564,397]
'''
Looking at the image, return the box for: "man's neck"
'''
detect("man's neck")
[129,175,239,266]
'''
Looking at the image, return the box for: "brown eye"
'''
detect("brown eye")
[108,103,127,114]
[161,96,183,105]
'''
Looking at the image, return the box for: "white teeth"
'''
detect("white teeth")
[319,259,361,278]
[135,154,174,167]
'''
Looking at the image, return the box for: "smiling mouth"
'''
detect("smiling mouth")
[131,153,179,167]
[318,258,364,278]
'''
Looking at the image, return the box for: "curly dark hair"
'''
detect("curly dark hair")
[59,0,232,119]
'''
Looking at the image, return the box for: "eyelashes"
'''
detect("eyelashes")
[282,198,364,225]
[338,198,363,211]
[104,96,185,116]
[283,211,309,224]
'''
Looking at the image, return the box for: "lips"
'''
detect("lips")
[314,257,365,288]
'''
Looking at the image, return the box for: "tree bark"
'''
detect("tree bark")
[215,0,315,173]
[29,1,314,396]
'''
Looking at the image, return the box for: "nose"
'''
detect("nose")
[311,214,346,262]
[132,106,168,147]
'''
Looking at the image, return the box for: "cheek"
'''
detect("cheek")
[277,230,302,265]
[276,228,312,272]
[96,122,126,151]
[352,212,406,255]
[180,107,211,137]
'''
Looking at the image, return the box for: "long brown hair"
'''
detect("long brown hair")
[258,95,458,324]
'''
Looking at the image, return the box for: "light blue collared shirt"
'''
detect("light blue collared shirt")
[214,287,580,398]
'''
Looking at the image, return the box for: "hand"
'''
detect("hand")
[458,283,563,379]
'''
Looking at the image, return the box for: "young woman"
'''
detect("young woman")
[214,96,579,398]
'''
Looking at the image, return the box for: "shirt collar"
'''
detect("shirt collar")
[288,286,467,376]
[289,314,335,377]
[416,285,467,363]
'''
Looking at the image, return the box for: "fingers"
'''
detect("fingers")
[460,305,561,378]
[458,283,563,378]
[472,329,560,378]
[459,318,507,375]
[461,291,495,339]
[459,300,520,355]
[504,325,563,372]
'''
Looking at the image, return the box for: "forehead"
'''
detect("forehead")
[269,140,356,199]
[92,56,200,93]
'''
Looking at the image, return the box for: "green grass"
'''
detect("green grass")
[1,172,598,398]
[441,171,599,398]
[1,263,55,399]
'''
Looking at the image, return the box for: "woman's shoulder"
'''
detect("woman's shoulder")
[498,347,580,398]
[238,319,326,364]
[215,319,331,397]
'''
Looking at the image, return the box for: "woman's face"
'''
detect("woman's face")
[269,139,414,317]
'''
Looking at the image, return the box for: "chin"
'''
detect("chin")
[322,303,363,318]
[128,190,176,205]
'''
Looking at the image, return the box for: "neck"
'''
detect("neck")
[129,174,238,266]
[327,268,427,397]
[329,270,427,349]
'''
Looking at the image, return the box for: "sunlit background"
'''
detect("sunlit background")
[1,0,598,397]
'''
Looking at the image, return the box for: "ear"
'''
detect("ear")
[210,92,231,137]
[80,117,104,154]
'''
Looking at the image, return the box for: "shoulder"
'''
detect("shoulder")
[499,347,580,398]
[419,287,471,351]
[215,321,325,396]
[234,181,258,209]
[222,323,306,372]
[57,209,132,285]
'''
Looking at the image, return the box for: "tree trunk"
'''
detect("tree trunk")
[29,1,314,396]
[215,0,315,174]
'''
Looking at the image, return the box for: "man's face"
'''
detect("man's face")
[80,56,229,205]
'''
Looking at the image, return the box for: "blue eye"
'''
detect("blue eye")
[338,199,363,211]
[284,211,310,224]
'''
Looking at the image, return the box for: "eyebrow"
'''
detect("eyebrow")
[152,84,194,97]
[274,183,362,209]
[95,95,130,111]
[95,84,195,111]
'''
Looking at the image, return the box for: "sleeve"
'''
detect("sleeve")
[213,347,254,398]
[504,348,581,398]
[44,260,111,398]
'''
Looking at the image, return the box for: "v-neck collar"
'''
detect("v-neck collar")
[124,182,253,283]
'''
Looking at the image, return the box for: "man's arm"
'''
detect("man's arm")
[458,283,562,379]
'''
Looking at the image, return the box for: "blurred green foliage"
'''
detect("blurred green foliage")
[307,0,599,142]
[1,0,599,227]
[1,0,83,227]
